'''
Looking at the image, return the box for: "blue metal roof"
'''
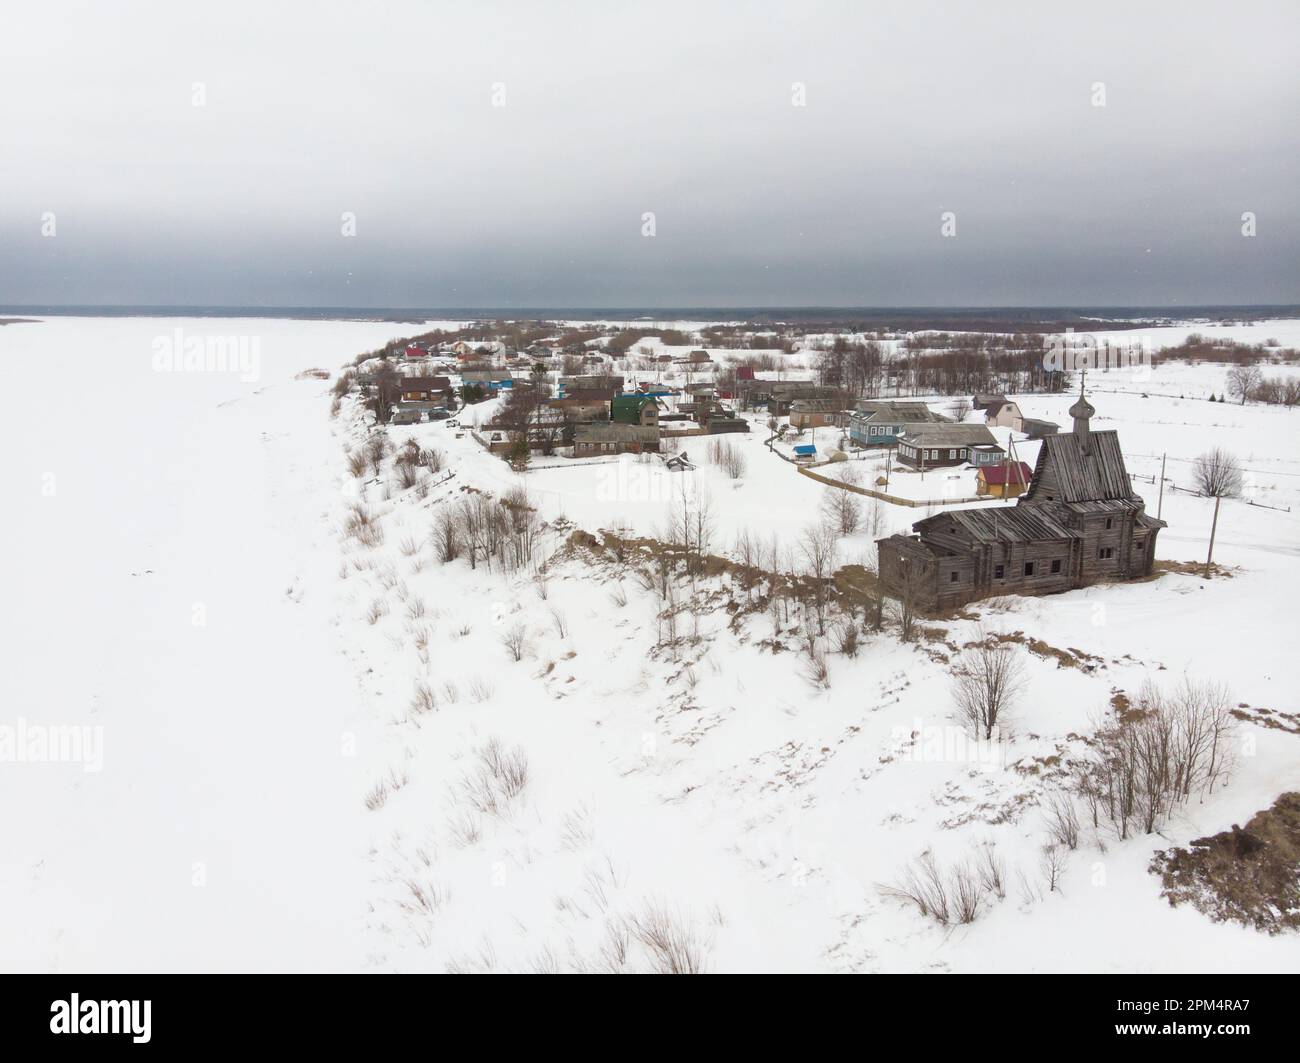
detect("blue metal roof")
[793,444,817,455]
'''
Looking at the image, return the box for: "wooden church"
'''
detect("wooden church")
[877,387,1165,611]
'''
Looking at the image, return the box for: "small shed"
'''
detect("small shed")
[793,443,817,462]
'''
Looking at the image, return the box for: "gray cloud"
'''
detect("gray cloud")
[1,0,1296,307]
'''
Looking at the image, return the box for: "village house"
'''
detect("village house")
[550,388,616,422]
[895,424,1001,469]
[789,397,845,429]
[877,389,1165,611]
[559,373,624,395]
[610,395,660,428]
[967,442,1011,468]
[706,415,750,434]
[973,393,1060,438]
[982,397,1023,429]
[976,460,1033,498]
[399,376,452,402]
[767,382,843,416]
[848,400,949,448]
[460,369,514,394]
[572,422,660,457]
[972,392,1008,413]
[452,340,506,360]
[1020,418,1060,439]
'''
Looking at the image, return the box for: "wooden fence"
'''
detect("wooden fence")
[796,464,992,508]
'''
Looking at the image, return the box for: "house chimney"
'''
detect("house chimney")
[1069,378,1095,455]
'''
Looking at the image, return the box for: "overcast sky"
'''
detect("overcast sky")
[1,0,1297,308]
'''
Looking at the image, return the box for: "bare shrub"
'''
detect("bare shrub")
[447,810,482,847]
[976,841,1006,900]
[432,508,461,562]
[608,582,628,608]
[1044,792,1080,850]
[559,804,594,851]
[1041,844,1068,893]
[399,878,448,917]
[951,635,1026,740]
[1076,678,1236,839]
[881,851,952,925]
[365,599,388,625]
[344,503,384,547]
[460,738,530,817]
[501,622,529,662]
[628,903,707,974]
[549,607,568,638]
[364,780,390,811]
[801,631,830,689]
[834,619,860,658]
[364,432,392,475]
[394,458,422,490]
[346,450,367,478]
[410,680,437,716]
[708,439,747,479]
[364,767,408,811]
[951,861,983,923]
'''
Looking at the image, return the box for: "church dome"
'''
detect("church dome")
[1069,393,1095,421]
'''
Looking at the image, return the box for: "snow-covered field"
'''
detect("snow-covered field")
[3,316,1299,972]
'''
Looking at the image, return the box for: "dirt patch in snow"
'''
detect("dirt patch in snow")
[1150,792,1300,935]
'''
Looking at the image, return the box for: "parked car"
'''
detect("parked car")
[490,432,502,442]
[445,419,459,428]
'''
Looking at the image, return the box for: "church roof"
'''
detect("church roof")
[1023,429,1138,503]
[914,504,1076,543]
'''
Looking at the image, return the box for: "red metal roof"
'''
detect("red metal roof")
[978,461,1033,485]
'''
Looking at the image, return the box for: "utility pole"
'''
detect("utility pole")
[1205,493,1222,577]
[1157,452,1167,520]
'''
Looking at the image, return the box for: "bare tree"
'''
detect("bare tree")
[1193,447,1243,498]
[821,484,862,536]
[951,636,1026,740]
[799,521,839,634]
[1225,363,1262,405]
[893,557,922,643]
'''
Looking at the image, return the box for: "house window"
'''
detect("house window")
[1134,538,1145,549]
[994,564,1005,579]
[1099,547,1114,560]
[1024,561,1036,577]
[950,571,959,583]
[1050,559,1062,574]
[1105,517,1114,530]
[948,449,957,460]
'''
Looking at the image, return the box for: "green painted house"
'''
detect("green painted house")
[610,396,659,427]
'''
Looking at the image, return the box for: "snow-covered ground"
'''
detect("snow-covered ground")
[3,316,1299,972]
